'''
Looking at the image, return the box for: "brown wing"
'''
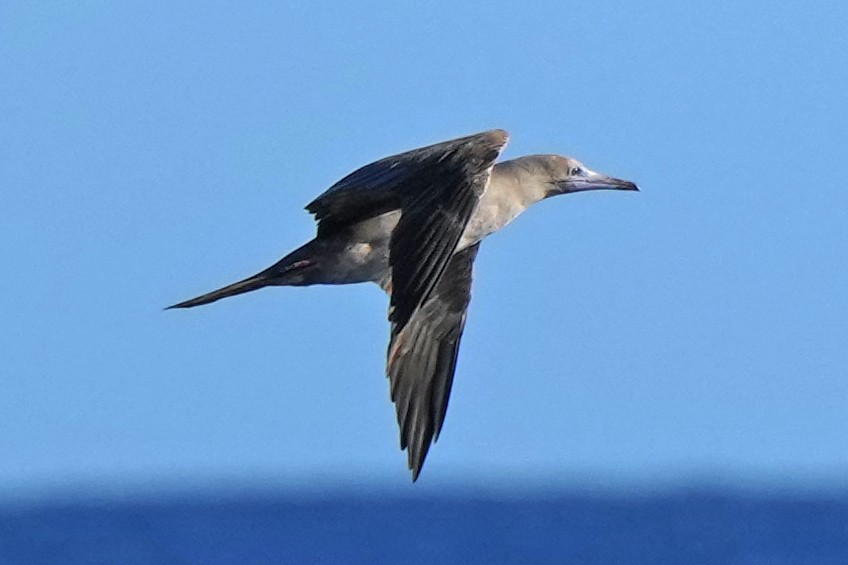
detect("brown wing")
[305,130,508,243]
[387,243,481,481]
[306,129,508,480]
[385,130,506,333]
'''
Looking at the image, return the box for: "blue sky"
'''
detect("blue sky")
[2,1,847,495]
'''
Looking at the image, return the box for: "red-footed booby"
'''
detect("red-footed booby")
[168,130,638,480]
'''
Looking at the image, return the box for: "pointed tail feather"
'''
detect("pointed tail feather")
[166,239,323,310]
[165,272,273,309]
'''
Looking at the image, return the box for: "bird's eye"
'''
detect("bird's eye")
[570,167,582,176]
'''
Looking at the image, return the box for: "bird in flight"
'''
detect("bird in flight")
[168,129,637,480]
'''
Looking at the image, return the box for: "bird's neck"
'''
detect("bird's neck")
[457,162,548,250]
[489,160,549,209]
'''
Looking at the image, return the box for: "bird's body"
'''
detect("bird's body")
[169,129,637,480]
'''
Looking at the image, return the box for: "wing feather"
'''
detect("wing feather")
[306,130,507,226]
[386,243,481,481]
[387,131,506,332]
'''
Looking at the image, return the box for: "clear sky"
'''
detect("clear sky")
[2,1,847,496]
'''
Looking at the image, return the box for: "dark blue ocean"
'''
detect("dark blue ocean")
[2,487,847,564]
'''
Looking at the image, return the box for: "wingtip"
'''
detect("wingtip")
[487,128,509,146]
[406,441,431,483]
[410,460,423,482]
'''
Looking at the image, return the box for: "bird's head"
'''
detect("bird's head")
[536,155,638,197]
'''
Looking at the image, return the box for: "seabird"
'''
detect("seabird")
[168,129,638,480]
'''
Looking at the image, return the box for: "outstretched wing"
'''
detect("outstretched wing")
[387,243,481,481]
[305,129,508,245]
[384,130,506,332]
[307,129,508,480]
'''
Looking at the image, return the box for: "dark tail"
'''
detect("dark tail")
[165,272,275,309]
[166,241,319,310]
